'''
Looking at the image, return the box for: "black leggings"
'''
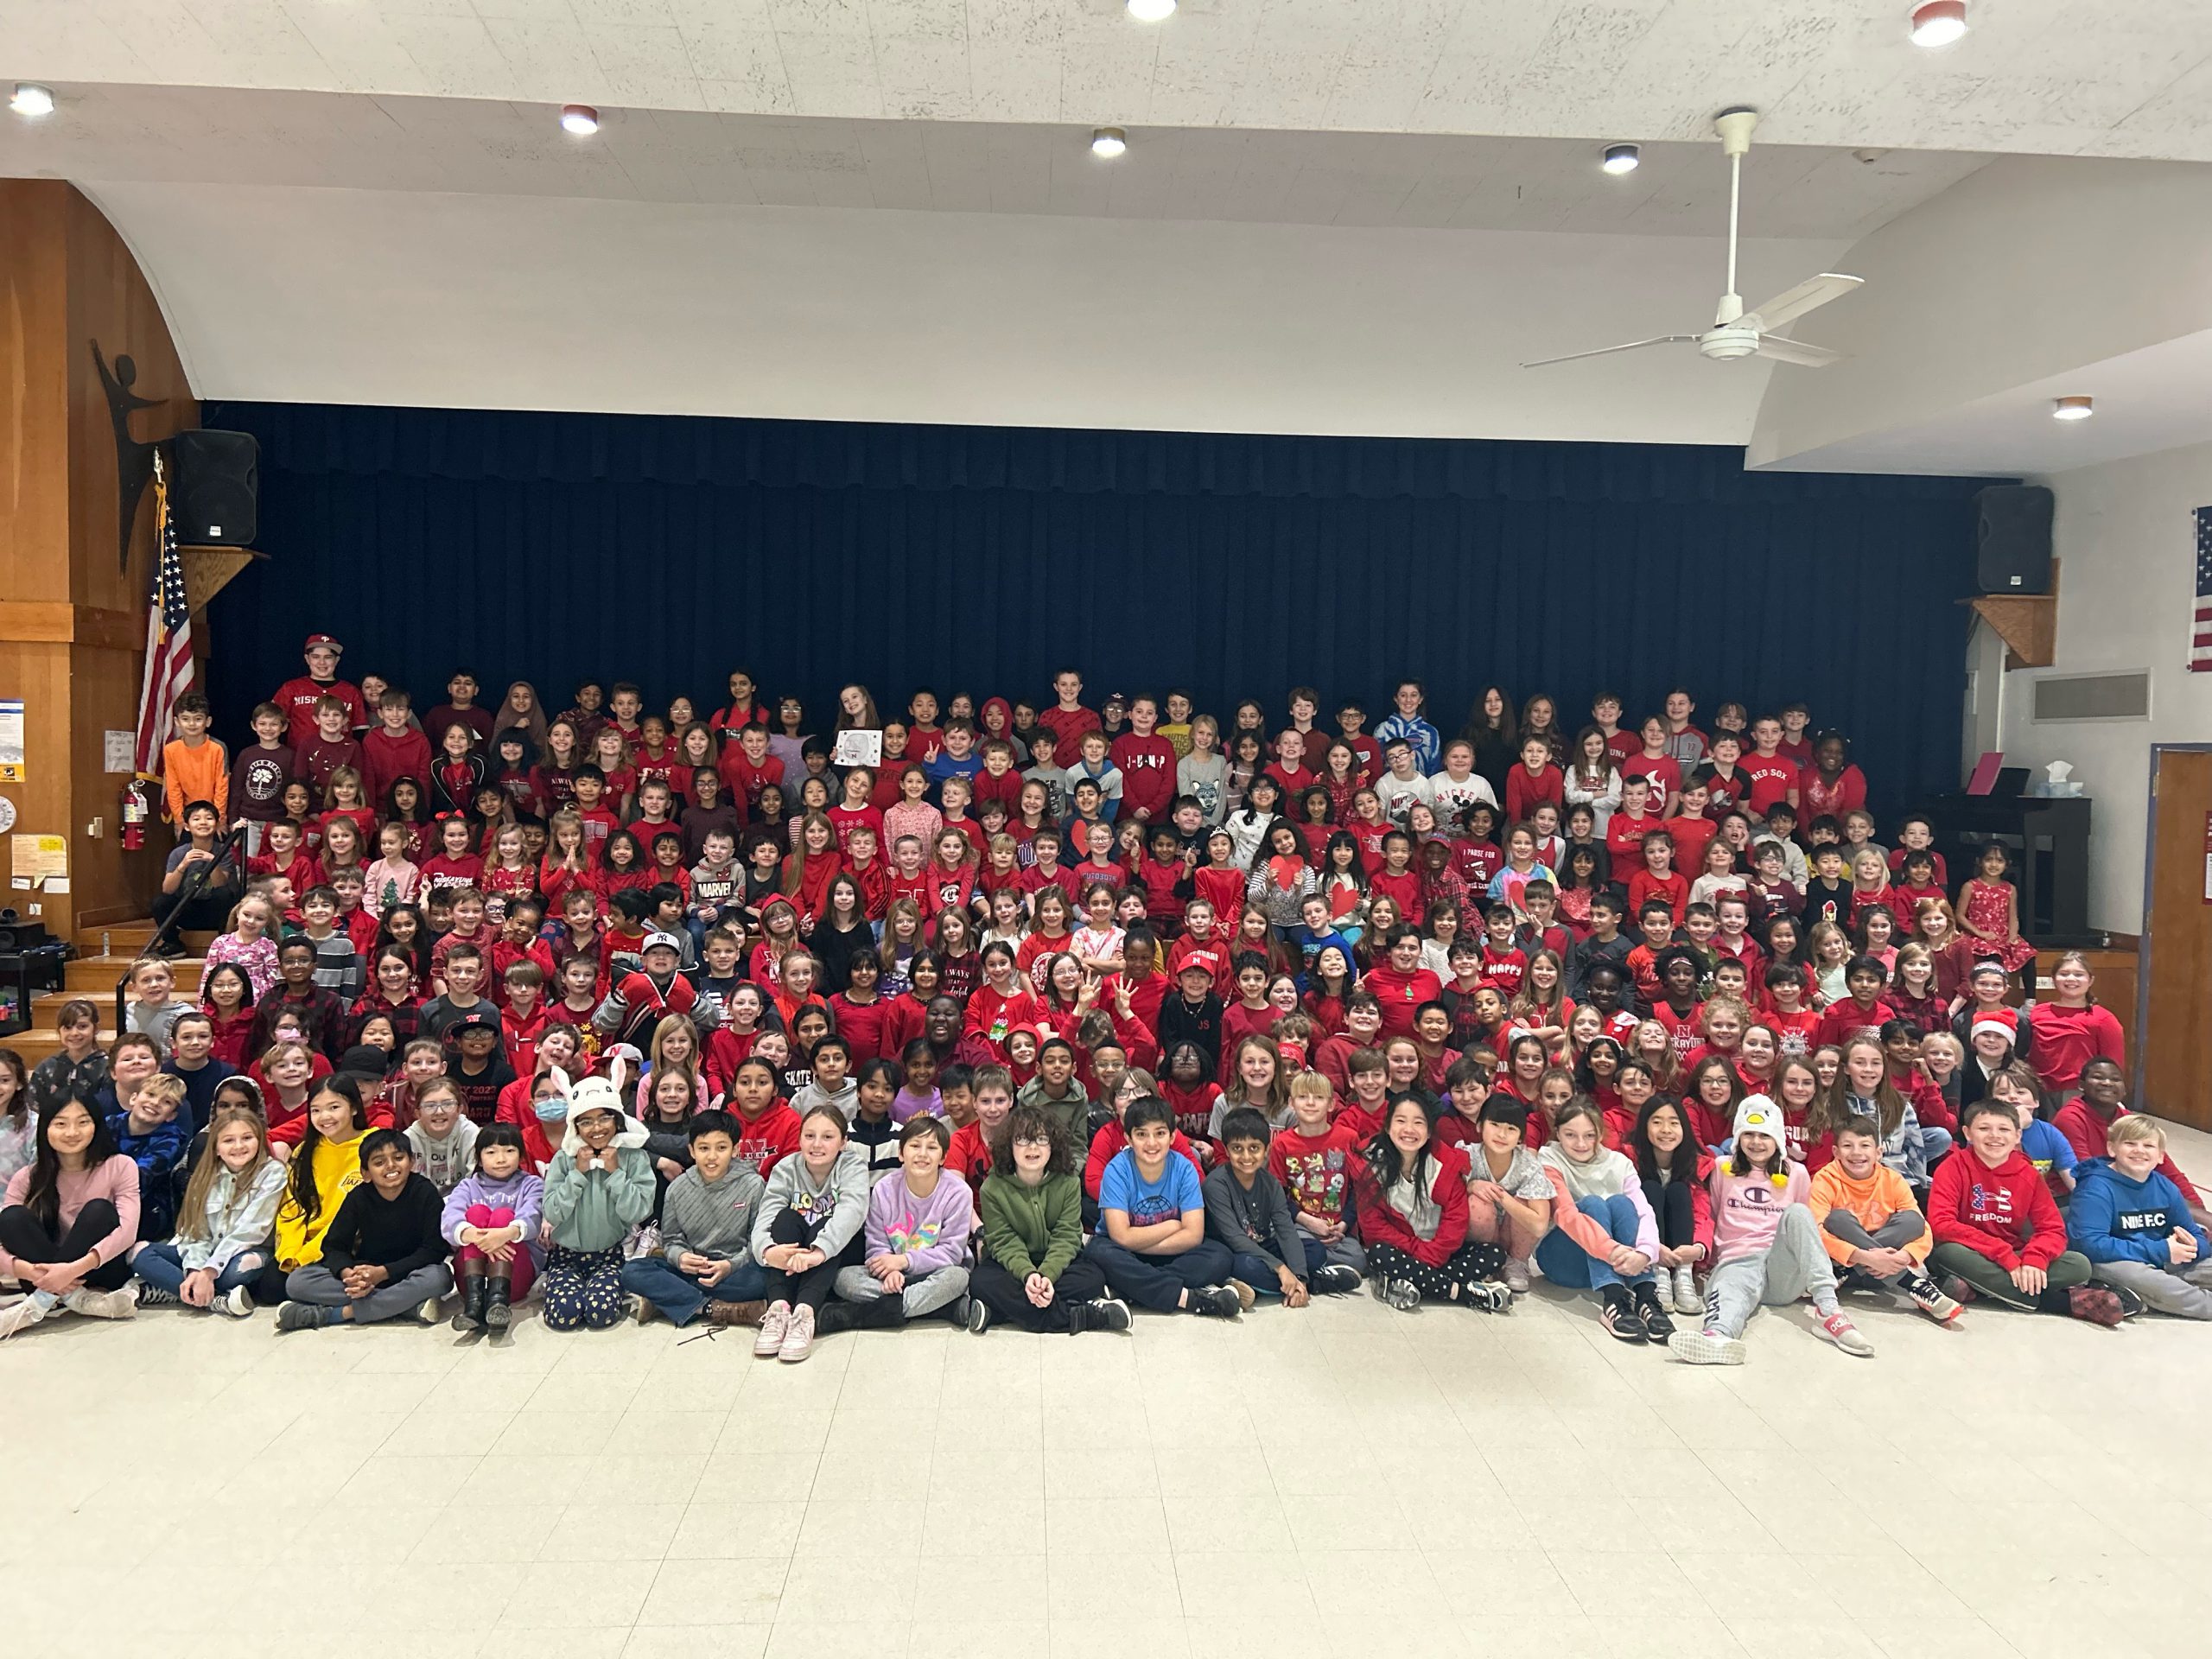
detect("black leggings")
[1641,1178,1700,1250]
[0,1200,135,1291]
[765,1206,862,1312]
[971,1257,1111,1332]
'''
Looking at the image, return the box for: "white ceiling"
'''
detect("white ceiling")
[10,0,2212,161]
[0,81,1989,236]
[7,1,2212,474]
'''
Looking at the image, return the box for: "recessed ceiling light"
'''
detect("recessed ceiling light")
[1127,0,1178,20]
[2051,396,2094,422]
[1910,1,1968,48]
[1091,126,1128,158]
[559,103,599,136]
[10,83,54,118]
[1601,143,1640,175]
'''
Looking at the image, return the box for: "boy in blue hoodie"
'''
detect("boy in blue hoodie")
[2068,1116,2212,1319]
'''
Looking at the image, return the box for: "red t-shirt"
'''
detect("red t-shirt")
[1743,755,1801,816]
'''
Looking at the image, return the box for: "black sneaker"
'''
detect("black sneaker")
[2103,1281,2147,1319]
[812,1302,856,1337]
[965,1298,991,1335]
[274,1301,323,1334]
[1940,1272,1980,1307]
[1463,1281,1514,1313]
[1313,1264,1363,1294]
[1630,1282,1675,1344]
[1189,1285,1243,1318]
[946,1294,973,1327]
[1599,1286,1645,1344]
[1084,1298,1132,1332]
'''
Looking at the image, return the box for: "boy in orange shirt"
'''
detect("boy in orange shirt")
[162,691,229,829]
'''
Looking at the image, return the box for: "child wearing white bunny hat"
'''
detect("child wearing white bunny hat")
[538,1057,657,1332]
[1675,1095,1875,1366]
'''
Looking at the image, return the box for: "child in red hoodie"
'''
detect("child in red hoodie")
[1926,1098,2126,1325]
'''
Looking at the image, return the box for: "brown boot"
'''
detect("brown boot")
[707,1299,766,1328]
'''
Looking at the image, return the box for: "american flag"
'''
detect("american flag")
[132,450,196,775]
[2196,506,2212,672]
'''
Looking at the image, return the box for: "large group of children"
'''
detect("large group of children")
[4,640,2207,1365]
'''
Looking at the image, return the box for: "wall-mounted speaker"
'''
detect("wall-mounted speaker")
[1974,484,2053,594]
[169,429,259,547]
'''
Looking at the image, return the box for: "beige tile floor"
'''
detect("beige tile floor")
[12,1122,2212,1659]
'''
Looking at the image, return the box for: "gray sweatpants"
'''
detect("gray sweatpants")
[832,1262,971,1319]
[2090,1256,2212,1319]
[1821,1210,1927,1288]
[1703,1206,1840,1338]
[286,1262,454,1324]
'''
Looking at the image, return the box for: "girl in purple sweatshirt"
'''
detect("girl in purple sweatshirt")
[817,1116,973,1332]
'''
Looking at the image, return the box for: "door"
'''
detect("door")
[2142,747,2212,1130]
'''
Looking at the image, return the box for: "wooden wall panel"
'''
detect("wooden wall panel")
[0,181,199,939]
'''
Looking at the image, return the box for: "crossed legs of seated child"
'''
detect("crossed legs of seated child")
[279,1132,455,1331]
[1082,1103,1240,1318]
[821,1116,974,1333]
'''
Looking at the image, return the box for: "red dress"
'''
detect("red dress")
[1961,879,2035,971]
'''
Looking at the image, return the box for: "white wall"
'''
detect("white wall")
[1999,438,2212,933]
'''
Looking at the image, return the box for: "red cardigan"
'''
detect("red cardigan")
[1354,1138,1471,1267]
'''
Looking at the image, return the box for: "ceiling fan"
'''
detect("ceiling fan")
[1524,108,1865,370]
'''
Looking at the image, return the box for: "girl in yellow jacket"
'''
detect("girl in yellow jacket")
[274,1077,372,1273]
[1806,1115,1962,1325]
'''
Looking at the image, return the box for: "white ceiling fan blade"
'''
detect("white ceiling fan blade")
[1521,334,1700,368]
[1754,335,1844,368]
[1742,272,1863,333]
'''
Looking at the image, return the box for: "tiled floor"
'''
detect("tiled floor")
[13,1122,2212,1659]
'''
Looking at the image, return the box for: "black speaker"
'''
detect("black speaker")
[1974,484,2053,594]
[169,429,259,546]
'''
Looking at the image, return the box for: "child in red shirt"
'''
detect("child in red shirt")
[1626,831,1689,925]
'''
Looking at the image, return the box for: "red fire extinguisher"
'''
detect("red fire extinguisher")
[121,779,149,851]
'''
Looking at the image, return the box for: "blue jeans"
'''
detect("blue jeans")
[619,1252,772,1326]
[133,1241,266,1298]
[1228,1236,1330,1294]
[1534,1193,1653,1291]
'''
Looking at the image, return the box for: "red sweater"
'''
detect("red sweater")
[1363,965,1442,1039]
[361,727,433,806]
[1928,1145,2064,1271]
[1110,734,1179,820]
[2025,1003,2125,1095]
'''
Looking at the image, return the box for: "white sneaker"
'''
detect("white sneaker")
[1671,1263,1703,1318]
[753,1300,791,1357]
[1672,1327,1746,1366]
[1818,1312,1876,1357]
[1503,1257,1531,1294]
[0,1296,49,1340]
[220,1286,255,1319]
[62,1287,138,1320]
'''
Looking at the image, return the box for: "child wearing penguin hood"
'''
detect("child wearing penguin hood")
[1675,1094,1875,1366]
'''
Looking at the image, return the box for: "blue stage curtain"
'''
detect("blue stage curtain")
[205,403,1993,810]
